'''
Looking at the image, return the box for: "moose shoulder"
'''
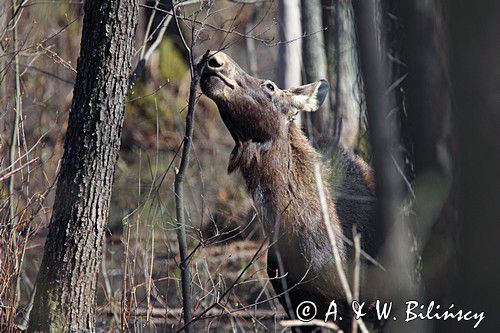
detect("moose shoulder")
[199,51,378,331]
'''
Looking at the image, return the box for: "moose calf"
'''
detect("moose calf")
[200,51,378,331]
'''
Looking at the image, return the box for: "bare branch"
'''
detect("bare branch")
[129,0,201,90]
[313,163,370,333]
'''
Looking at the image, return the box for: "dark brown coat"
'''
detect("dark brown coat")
[200,51,377,330]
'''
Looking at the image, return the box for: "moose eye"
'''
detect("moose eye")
[264,82,275,92]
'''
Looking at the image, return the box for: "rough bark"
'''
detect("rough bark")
[28,1,137,332]
[324,0,365,151]
[301,0,331,147]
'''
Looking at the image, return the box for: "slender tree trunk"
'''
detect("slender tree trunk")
[301,0,330,147]
[324,0,365,151]
[28,1,137,332]
[277,0,302,89]
[245,4,259,77]
[277,0,302,124]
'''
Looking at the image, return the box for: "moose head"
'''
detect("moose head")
[200,51,329,144]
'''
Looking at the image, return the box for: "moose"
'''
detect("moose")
[199,51,379,331]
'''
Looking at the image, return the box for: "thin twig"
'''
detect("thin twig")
[0,157,38,182]
[175,237,270,332]
[313,163,370,333]
[7,0,21,232]
[170,2,212,331]
[129,0,201,90]
[139,3,326,47]
[8,0,22,314]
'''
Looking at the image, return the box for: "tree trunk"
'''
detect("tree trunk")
[28,1,137,332]
[354,1,422,331]
[277,0,302,89]
[324,0,365,151]
[397,0,450,179]
[245,4,259,76]
[442,1,500,331]
[397,0,454,306]
[384,0,413,180]
[277,0,302,124]
[301,0,331,148]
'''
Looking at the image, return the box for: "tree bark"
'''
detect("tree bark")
[324,0,365,151]
[28,1,137,332]
[301,0,331,147]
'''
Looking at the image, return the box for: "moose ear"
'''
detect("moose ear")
[288,80,330,113]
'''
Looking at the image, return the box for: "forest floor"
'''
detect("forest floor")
[94,238,287,332]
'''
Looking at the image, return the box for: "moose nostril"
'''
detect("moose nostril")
[208,57,223,68]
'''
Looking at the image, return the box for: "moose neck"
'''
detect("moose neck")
[229,123,325,227]
[226,116,347,265]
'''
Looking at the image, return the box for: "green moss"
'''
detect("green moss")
[355,130,371,161]
[159,38,188,84]
[47,293,66,333]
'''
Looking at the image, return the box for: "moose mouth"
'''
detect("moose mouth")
[200,64,236,100]
[201,72,235,89]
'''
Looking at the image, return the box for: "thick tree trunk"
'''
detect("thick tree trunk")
[354,1,422,331]
[396,0,449,179]
[397,0,454,305]
[28,1,137,332]
[324,0,365,151]
[384,0,413,179]
[301,0,331,147]
[441,1,500,332]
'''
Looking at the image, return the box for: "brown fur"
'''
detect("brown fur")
[199,52,377,331]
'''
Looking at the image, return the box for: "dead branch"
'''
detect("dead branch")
[313,162,369,333]
[129,0,201,90]
[170,2,213,331]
